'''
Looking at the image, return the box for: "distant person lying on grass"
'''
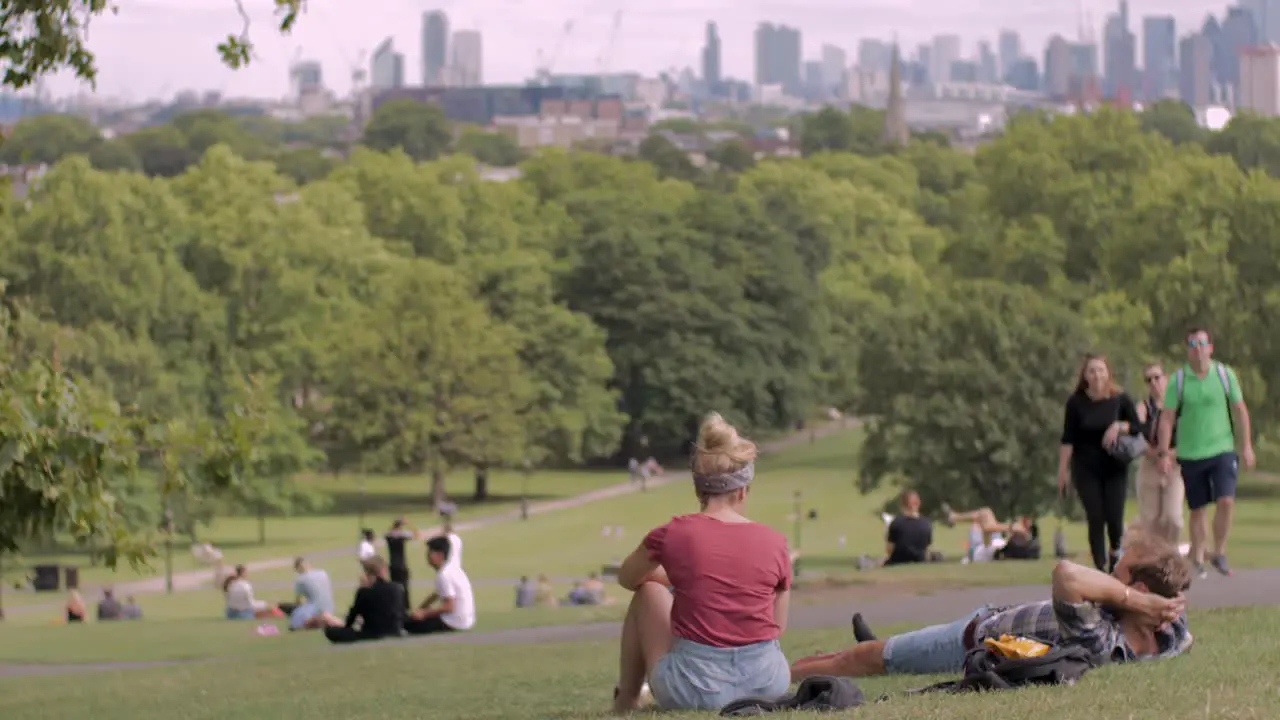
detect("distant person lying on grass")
[790,531,1193,681]
[612,412,792,714]
[942,505,1040,562]
[320,556,405,644]
[880,490,939,566]
[403,535,476,635]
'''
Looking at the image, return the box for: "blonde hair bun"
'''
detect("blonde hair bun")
[693,412,758,477]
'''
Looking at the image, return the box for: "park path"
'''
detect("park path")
[3,420,854,612]
[0,566,1275,678]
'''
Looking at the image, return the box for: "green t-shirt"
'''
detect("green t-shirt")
[1167,361,1243,461]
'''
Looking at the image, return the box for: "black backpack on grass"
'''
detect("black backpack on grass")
[908,640,1101,695]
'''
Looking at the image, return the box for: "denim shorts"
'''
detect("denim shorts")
[882,606,987,676]
[289,602,323,630]
[650,637,791,711]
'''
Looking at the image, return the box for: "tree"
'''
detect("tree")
[274,147,337,185]
[1141,100,1207,146]
[320,258,534,506]
[637,134,700,182]
[0,114,100,165]
[0,0,303,88]
[361,100,453,162]
[0,298,145,560]
[87,139,141,172]
[454,127,525,167]
[214,375,322,544]
[858,280,1092,517]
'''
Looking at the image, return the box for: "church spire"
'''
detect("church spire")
[883,43,909,147]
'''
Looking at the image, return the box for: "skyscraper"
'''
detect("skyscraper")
[1241,0,1280,44]
[1180,32,1212,106]
[1103,0,1137,100]
[1142,16,1176,101]
[998,30,1021,80]
[930,34,961,83]
[422,10,449,85]
[370,37,405,90]
[978,41,998,84]
[451,29,482,86]
[703,22,721,87]
[857,39,890,75]
[820,44,847,96]
[1043,35,1072,99]
[754,23,802,96]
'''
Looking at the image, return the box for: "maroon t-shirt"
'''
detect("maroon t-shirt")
[643,513,792,648]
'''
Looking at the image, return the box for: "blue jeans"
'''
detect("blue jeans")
[225,607,255,620]
[882,606,987,675]
[650,637,790,711]
[289,602,323,630]
[1180,452,1238,511]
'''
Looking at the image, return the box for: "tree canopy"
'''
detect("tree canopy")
[6,96,1280,566]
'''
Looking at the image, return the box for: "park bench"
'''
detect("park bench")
[601,563,621,579]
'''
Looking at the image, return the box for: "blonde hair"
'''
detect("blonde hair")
[691,412,757,480]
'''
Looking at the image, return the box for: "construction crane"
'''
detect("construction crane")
[596,10,624,75]
[535,20,575,84]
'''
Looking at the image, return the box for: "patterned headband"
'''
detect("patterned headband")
[692,462,755,495]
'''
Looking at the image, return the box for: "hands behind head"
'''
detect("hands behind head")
[1131,590,1186,629]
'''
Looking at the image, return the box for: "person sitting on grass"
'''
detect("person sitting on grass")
[287,557,336,631]
[223,565,283,620]
[881,490,936,566]
[404,535,476,635]
[611,412,793,714]
[66,590,86,624]
[789,531,1193,681]
[122,596,143,620]
[319,556,405,644]
[97,587,124,621]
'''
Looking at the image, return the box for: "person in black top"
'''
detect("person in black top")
[883,490,933,566]
[322,556,405,644]
[385,517,417,609]
[1058,353,1143,573]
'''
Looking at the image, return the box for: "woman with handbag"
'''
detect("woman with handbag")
[1134,362,1184,544]
[1057,354,1145,572]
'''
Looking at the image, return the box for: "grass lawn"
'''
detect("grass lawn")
[0,466,622,592]
[0,606,1273,720]
[5,427,1280,635]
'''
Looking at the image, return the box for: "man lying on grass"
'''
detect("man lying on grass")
[791,532,1193,680]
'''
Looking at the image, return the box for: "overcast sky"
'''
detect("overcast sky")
[44,0,1231,101]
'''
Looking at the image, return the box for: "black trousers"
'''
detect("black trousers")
[403,615,455,636]
[389,565,410,609]
[1073,468,1128,571]
[325,627,370,645]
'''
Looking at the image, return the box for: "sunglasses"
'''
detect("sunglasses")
[1145,374,1163,382]
[1188,339,1210,349]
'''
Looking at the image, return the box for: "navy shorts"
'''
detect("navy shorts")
[1180,452,1238,511]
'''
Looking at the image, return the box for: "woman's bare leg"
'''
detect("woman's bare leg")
[614,582,674,713]
[790,641,887,681]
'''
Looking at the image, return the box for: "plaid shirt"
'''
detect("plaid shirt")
[975,599,1193,663]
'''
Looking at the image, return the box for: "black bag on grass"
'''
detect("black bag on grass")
[908,641,1100,695]
[720,676,866,715]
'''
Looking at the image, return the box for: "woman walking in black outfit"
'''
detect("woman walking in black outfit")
[1058,354,1144,572]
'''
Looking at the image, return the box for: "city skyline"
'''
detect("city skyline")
[42,0,1236,101]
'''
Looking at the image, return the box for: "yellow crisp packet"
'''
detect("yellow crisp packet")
[983,634,1051,659]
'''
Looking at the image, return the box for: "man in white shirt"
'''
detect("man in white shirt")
[404,535,475,635]
[358,529,378,560]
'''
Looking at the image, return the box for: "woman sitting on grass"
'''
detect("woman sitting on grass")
[611,412,793,713]
[223,565,280,620]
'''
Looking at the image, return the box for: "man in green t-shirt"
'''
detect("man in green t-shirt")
[1155,328,1255,579]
